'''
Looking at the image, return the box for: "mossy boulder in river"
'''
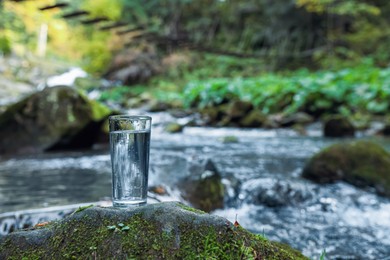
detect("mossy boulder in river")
[0,86,111,154]
[303,141,390,196]
[0,202,307,259]
[179,160,225,212]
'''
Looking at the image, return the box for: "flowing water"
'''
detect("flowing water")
[0,112,390,259]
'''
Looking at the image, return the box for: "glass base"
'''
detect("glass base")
[113,199,147,208]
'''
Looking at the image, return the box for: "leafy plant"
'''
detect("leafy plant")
[182,62,390,117]
[319,249,326,260]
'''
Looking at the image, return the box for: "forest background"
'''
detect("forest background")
[1,0,390,120]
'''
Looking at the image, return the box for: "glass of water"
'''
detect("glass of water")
[109,115,151,208]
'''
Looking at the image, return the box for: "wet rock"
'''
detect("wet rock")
[220,135,239,143]
[147,100,171,112]
[179,160,224,212]
[199,105,227,125]
[302,140,390,197]
[292,124,307,135]
[280,112,314,127]
[165,122,184,133]
[381,118,390,136]
[125,97,144,108]
[104,48,161,85]
[226,100,253,119]
[0,86,111,154]
[0,203,307,259]
[323,115,355,137]
[239,109,268,127]
[252,180,313,207]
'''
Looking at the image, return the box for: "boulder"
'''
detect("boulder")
[220,135,239,143]
[104,48,161,85]
[252,180,313,207]
[0,86,111,154]
[280,112,314,127]
[239,109,268,127]
[0,203,307,259]
[179,160,224,212]
[302,141,390,196]
[148,100,172,112]
[226,100,253,119]
[199,105,227,126]
[165,122,184,133]
[323,115,355,137]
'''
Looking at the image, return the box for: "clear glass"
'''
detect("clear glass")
[109,115,151,208]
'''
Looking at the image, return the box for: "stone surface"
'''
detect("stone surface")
[252,180,313,207]
[240,109,268,127]
[0,202,307,259]
[323,115,355,137]
[302,140,390,196]
[0,86,111,154]
[104,48,161,85]
[179,160,225,212]
[165,122,184,133]
[280,112,314,127]
[226,100,253,119]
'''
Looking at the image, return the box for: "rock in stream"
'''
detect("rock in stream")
[0,202,307,259]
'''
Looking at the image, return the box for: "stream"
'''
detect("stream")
[0,111,390,259]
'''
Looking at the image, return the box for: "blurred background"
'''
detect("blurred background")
[1,0,390,259]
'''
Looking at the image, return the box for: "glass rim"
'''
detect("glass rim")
[109,115,152,121]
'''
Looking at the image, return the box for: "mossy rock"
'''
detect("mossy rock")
[0,86,111,154]
[280,112,313,127]
[302,140,390,196]
[165,122,184,133]
[323,115,355,137]
[226,100,253,119]
[221,135,239,143]
[179,160,224,212]
[239,109,268,127]
[199,104,228,125]
[0,202,307,259]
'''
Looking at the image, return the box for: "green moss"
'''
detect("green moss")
[76,89,112,121]
[303,140,390,196]
[221,135,239,143]
[165,123,184,133]
[177,203,206,214]
[0,203,307,259]
[88,99,111,121]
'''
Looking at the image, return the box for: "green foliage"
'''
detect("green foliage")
[296,0,380,15]
[183,62,390,117]
[82,0,123,20]
[79,31,113,74]
[98,85,147,102]
[319,249,326,260]
[0,34,11,55]
[3,0,390,73]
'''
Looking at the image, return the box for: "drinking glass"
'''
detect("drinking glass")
[109,115,151,207]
